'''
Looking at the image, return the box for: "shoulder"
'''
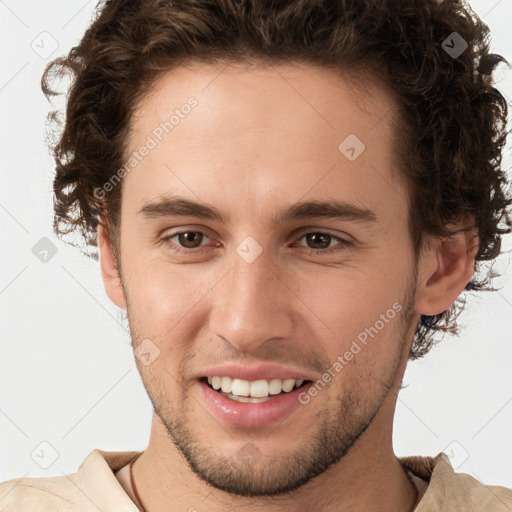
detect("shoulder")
[402,452,512,511]
[434,457,512,511]
[0,472,86,511]
[0,448,141,512]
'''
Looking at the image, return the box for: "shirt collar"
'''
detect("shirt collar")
[78,449,142,512]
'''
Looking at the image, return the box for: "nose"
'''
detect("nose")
[208,245,295,352]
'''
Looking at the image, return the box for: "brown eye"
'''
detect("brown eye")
[296,231,352,255]
[162,230,212,253]
[177,231,204,248]
[304,232,332,249]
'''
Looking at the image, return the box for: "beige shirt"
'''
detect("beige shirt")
[0,449,510,511]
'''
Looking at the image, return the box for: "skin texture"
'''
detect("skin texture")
[98,61,479,512]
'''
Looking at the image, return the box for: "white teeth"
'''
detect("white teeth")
[206,376,306,398]
[281,379,296,392]
[224,393,270,403]
[212,376,222,390]
[249,379,269,398]
[221,376,232,393]
[231,378,250,396]
[268,379,282,395]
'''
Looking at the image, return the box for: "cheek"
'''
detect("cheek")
[299,267,402,319]
[122,256,218,341]
[293,260,410,360]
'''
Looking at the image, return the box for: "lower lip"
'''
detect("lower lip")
[198,380,309,428]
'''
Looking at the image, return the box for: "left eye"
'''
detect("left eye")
[294,231,352,255]
[297,232,343,250]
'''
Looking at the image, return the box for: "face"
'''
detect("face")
[112,61,422,496]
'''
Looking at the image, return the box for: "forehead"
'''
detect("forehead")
[122,60,406,224]
[130,60,397,146]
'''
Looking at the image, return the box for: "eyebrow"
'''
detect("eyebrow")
[138,196,377,225]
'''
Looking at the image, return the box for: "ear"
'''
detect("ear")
[414,227,479,316]
[97,222,127,310]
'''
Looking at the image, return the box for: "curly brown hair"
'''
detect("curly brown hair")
[42,0,511,359]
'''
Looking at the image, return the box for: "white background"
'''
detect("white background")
[0,0,511,489]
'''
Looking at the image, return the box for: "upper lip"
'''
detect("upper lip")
[197,363,314,382]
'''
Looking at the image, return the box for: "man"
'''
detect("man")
[1,0,511,510]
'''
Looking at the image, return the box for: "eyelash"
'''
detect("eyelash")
[161,230,352,256]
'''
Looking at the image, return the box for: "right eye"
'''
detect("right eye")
[162,231,214,253]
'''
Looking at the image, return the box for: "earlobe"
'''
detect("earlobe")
[414,228,479,316]
[97,222,127,310]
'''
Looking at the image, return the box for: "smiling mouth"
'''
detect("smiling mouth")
[200,376,312,403]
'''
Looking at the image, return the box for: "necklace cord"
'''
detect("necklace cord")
[129,453,147,512]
